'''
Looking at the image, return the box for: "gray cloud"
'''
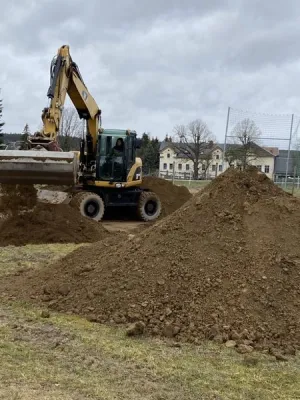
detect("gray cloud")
[1,0,300,146]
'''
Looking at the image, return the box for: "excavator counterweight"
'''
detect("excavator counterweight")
[0,150,77,185]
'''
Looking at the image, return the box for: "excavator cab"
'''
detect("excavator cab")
[96,129,140,184]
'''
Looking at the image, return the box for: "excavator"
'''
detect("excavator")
[0,45,161,222]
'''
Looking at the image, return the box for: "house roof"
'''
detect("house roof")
[159,141,223,158]
[263,146,280,157]
[160,140,279,160]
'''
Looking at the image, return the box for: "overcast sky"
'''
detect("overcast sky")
[1,0,300,144]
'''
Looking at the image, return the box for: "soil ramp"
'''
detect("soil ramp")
[141,176,192,216]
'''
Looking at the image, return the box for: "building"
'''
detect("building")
[274,150,300,180]
[159,141,278,180]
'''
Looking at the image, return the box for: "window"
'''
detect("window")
[186,164,190,171]
[163,163,167,170]
[167,153,170,158]
[219,164,223,172]
[202,164,206,171]
[178,163,182,170]
[256,165,262,171]
[212,165,216,172]
[170,163,173,170]
[265,165,270,173]
[216,154,220,160]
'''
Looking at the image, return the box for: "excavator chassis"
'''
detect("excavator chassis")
[0,150,78,185]
[67,185,162,222]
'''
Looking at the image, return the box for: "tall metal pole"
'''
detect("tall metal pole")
[223,107,230,171]
[172,161,175,184]
[285,114,294,188]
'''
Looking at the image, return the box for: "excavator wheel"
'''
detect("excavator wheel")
[71,192,105,221]
[137,191,161,222]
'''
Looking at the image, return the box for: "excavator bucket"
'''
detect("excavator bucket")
[0,150,78,185]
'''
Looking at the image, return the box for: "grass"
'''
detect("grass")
[168,179,210,190]
[1,245,300,399]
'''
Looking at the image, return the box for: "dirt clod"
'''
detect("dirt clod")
[237,344,254,354]
[40,310,50,319]
[126,321,145,337]
[225,340,237,348]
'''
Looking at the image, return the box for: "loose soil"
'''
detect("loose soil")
[3,168,300,354]
[0,202,109,246]
[141,176,192,216]
[0,184,38,215]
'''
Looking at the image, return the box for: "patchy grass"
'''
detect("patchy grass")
[0,243,84,277]
[1,244,300,399]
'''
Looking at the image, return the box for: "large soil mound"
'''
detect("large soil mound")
[141,176,192,216]
[4,168,300,353]
[0,202,109,246]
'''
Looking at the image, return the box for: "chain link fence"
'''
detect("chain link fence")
[223,107,300,189]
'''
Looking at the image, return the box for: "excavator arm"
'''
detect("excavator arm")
[31,44,101,155]
[0,45,101,185]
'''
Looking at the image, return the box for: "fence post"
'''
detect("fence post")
[223,106,230,172]
[172,162,175,184]
[285,114,294,188]
[292,165,297,195]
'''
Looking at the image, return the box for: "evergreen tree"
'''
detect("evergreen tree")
[137,133,160,174]
[20,123,30,149]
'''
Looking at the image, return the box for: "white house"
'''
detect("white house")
[159,141,277,180]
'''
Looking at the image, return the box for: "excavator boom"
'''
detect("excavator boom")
[0,45,101,186]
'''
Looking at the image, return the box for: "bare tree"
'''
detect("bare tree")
[200,151,214,179]
[225,118,262,169]
[58,107,82,151]
[172,119,215,179]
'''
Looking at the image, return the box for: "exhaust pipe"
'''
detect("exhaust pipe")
[0,150,78,185]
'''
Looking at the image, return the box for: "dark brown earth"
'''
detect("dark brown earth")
[3,168,300,353]
[141,176,192,216]
[0,184,38,215]
[0,202,109,246]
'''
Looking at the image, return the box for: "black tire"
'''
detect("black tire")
[137,191,161,221]
[71,192,105,221]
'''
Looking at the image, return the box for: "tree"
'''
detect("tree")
[20,123,30,149]
[0,91,5,145]
[172,118,215,179]
[136,132,160,174]
[225,118,261,169]
[58,107,82,151]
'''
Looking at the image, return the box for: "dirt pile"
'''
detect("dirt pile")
[141,176,192,216]
[4,168,300,353]
[0,184,38,215]
[0,202,109,246]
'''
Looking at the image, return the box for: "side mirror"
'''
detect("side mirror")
[135,138,142,149]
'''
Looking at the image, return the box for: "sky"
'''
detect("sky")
[1,0,300,146]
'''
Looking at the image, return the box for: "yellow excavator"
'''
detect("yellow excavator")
[0,45,161,221]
